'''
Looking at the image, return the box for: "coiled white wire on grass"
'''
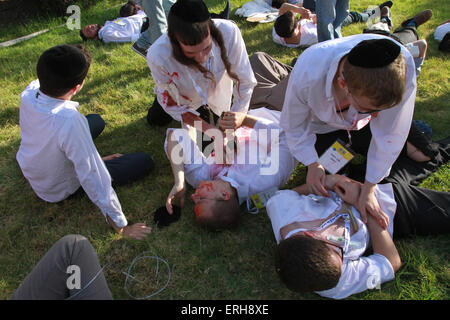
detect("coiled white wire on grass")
[122,251,172,300]
[66,251,171,300]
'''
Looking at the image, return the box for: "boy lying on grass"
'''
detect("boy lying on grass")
[269,135,449,299]
[164,107,297,230]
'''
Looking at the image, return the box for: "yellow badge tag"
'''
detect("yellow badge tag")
[250,187,279,210]
[251,194,265,209]
[318,139,355,174]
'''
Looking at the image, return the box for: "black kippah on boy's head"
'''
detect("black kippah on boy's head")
[348,39,401,68]
[170,0,210,23]
[153,205,181,229]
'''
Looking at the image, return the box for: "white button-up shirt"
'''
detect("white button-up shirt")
[98,10,146,43]
[147,19,257,121]
[16,80,127,228]
[164,108,297,204]
[267,183,397,299]
[280,34,417,184]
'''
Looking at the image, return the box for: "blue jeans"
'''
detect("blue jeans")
[315,0,349,42]
[136,0,176,49]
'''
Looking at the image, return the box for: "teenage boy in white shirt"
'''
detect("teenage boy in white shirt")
[251,9,432,113]
[280,34,419,231]
[146,0,256,130]
[272,1,393,48]
[80,1,148,43]
[164,107,297,230]
[269,135,450,299]
[16,45,153,240]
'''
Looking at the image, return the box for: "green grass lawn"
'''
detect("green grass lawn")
[0,0,448,300]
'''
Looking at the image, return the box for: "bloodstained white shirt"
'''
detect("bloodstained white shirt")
[16,80,127,227]
[280,34,417,184]
[164,108,297,204]
[147,19,257,122]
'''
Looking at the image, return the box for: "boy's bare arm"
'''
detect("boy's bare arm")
[279,3,310,18]
[292,174,341,196]
[292,183,313,195]
[165,130,186,214]
[367,215,402,272]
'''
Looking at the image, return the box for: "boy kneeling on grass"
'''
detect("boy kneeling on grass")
[16,44,153,240]
[268,134,449,299]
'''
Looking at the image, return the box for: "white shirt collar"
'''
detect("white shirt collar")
[36,90,79,111]
[325,51,349,100]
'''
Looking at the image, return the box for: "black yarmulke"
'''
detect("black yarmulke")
[348,39,401,68]
[170,0,210,23]
[153,205,181,229]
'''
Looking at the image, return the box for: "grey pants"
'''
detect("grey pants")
[249,52,292,111]
[11,235,112,300]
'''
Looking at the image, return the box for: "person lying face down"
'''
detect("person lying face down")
[164,107,298,230]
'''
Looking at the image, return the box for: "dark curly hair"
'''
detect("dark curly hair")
[275,235,341,292]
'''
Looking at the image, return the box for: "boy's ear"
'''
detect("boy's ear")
[222,190,231,201]
[73,80,85,95]
[336,74,347,91]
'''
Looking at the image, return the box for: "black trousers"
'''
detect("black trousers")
[146,98,221,129]
[314,121,441,180]
[146,98,174,127]
[363,26,419,46]
[85,114,154,187]
[384,136,450,238]
[315,123,450,238]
